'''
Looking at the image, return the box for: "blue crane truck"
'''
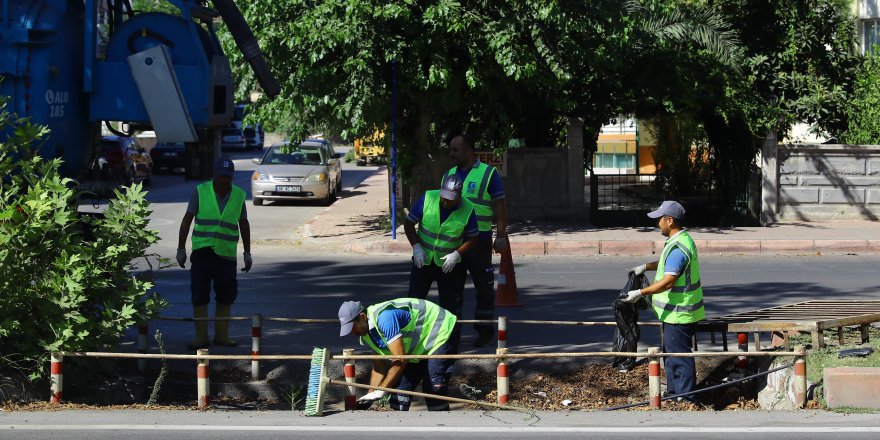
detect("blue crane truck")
[0,0,278,181]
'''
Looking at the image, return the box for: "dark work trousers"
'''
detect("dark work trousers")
[408,263,464,319]
[662,322,696,398]
[390,327,461,411]
[190,247,238,306]
[459,237,495,336]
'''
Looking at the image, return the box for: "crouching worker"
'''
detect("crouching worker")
[338,298,461,411]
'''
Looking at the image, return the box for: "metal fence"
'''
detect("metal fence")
[589,173,660,226]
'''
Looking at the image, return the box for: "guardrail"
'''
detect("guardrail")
[49,346,808,411]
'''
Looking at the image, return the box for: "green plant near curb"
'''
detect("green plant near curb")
[281,384,306,411]
[0,95,168,379]
[146,330,168,406]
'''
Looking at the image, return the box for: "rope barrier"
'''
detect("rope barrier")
[155,315,661,326]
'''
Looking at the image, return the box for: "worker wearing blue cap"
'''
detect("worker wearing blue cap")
[623,200,704,403]
[176,158,252,350]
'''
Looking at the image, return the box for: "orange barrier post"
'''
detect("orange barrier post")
[794,346,807,408]
[137,321,148,373]
[496,348,509,404]
[343,349,357,410]
[497,316,507,349]
[496,246,522,307]
[736,333,749,370]
[251,314,262,380]
[648,347,661,409]
[50,353,63,404]
[197,349,210,409]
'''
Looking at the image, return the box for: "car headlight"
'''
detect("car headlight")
[304,172,327,182]
[252,172,268,181]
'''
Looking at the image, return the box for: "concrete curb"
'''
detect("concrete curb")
[342,238,880,256]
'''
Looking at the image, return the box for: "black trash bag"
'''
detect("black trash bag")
[611,272,651,371]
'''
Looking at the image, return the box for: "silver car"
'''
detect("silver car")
[251,140,342,206]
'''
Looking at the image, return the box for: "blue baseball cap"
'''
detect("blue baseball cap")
[214,158,235,177]
[338,301,364,337]
[647,200,686,220]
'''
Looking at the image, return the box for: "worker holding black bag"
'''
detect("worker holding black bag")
[621,201,704,402]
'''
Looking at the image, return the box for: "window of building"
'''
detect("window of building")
[593,141,637,170]
[862,19,880,55]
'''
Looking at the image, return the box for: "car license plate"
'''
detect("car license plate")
[276,185,301,193]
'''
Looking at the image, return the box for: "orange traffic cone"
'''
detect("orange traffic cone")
[496,245,523,307]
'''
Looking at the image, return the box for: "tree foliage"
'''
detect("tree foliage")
[0,97,167,376]
[840,50,880,145]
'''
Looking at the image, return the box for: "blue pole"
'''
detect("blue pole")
[390,60,399,239]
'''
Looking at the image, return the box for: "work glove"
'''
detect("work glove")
[358,389,386,403]
[493,235,509,253]
[176,249,187,268]
[440,251,461,274]
[242,252,253,273]
[629,264,647,276]
[412,243,425,268]
[622,289,642,303]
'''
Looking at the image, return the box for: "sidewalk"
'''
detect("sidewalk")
[305,168,880,256]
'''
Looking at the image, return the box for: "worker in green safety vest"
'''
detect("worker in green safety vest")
[338,298,461,411]
[404,173,479,325]
[622,200,704,403]
[446,134,509,347]
[176,158,252,350]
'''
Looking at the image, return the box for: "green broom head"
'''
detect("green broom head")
[304,347,329,416]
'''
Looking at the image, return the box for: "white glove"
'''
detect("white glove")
[412,243,425,268]
[242,252,253,273]
[629,264,647,276]
[440,251,461,273]
[176,249,187,268]
[493,235,509,253]
[623,289,642,303]
[358,389,386,402]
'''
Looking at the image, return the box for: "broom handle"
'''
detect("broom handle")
[328,379,512,411]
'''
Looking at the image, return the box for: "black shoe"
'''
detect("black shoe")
[473,333,495,347]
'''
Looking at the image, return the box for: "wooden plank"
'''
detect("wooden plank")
[813,329,825,349]
[816,313,880,330]
[861,325,870,344]
[838,327,844,345]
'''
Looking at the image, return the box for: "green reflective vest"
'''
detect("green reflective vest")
[445,162,495,232]
[652,230,705,324]
[192,182,245,258]
[360,298,457,363]
[418,190,475,266]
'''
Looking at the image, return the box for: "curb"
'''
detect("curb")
[342,239,880,256]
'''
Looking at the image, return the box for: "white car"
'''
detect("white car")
[251,140,342,206]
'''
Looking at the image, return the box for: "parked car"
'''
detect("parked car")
[96,135,152,186]
[251,140,343,206]
[243,124,265,151]
[149,142,186,174]
[220,126,246,150]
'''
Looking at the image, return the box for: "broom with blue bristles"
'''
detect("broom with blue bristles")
[304,347,516,416]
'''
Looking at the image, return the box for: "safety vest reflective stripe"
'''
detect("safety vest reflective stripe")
[194,218,238,231]
[669,279,702,293]
[446,163,494,232]
[652,298,705,313]
[417,191,473,266]
[192,230,240,242]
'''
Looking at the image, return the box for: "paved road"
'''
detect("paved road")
[3,410,879,440]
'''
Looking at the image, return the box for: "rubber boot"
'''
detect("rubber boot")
[213,303,237,347]
[187,304,210,350]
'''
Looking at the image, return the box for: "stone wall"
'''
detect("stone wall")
[776,144,880,221]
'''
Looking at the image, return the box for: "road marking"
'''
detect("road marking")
[4,425,880,433]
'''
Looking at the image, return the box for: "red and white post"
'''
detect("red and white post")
[197,348,210,409]
[736,333,749,370]
[50,352,63,404]
[648,347,661,409]
[794,345,807,408]
[137,321,148,373]
[343,349,357,410]
[496,348,509,405]
[251,314,262,380]
[497,316,508,349]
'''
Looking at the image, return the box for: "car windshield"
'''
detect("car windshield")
[263,146,324,165]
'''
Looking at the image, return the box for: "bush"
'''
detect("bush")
[0,96,167,378]
[343,148,355,163]
[840,51,880,145]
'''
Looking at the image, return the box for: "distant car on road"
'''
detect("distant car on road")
[96,135,152,186]
[251,140,343,206]
[149,142,185,174]
[220,126,246,150]
[243,124,264,151]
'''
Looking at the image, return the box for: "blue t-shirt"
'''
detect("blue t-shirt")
[663,247,688,276]
[406,195,479,238]
[453,162,505,240]
[367,308,411,349]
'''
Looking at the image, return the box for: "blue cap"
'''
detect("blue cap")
[647,200,686,220]
[214,158,235,177]
[338,301,364,337]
